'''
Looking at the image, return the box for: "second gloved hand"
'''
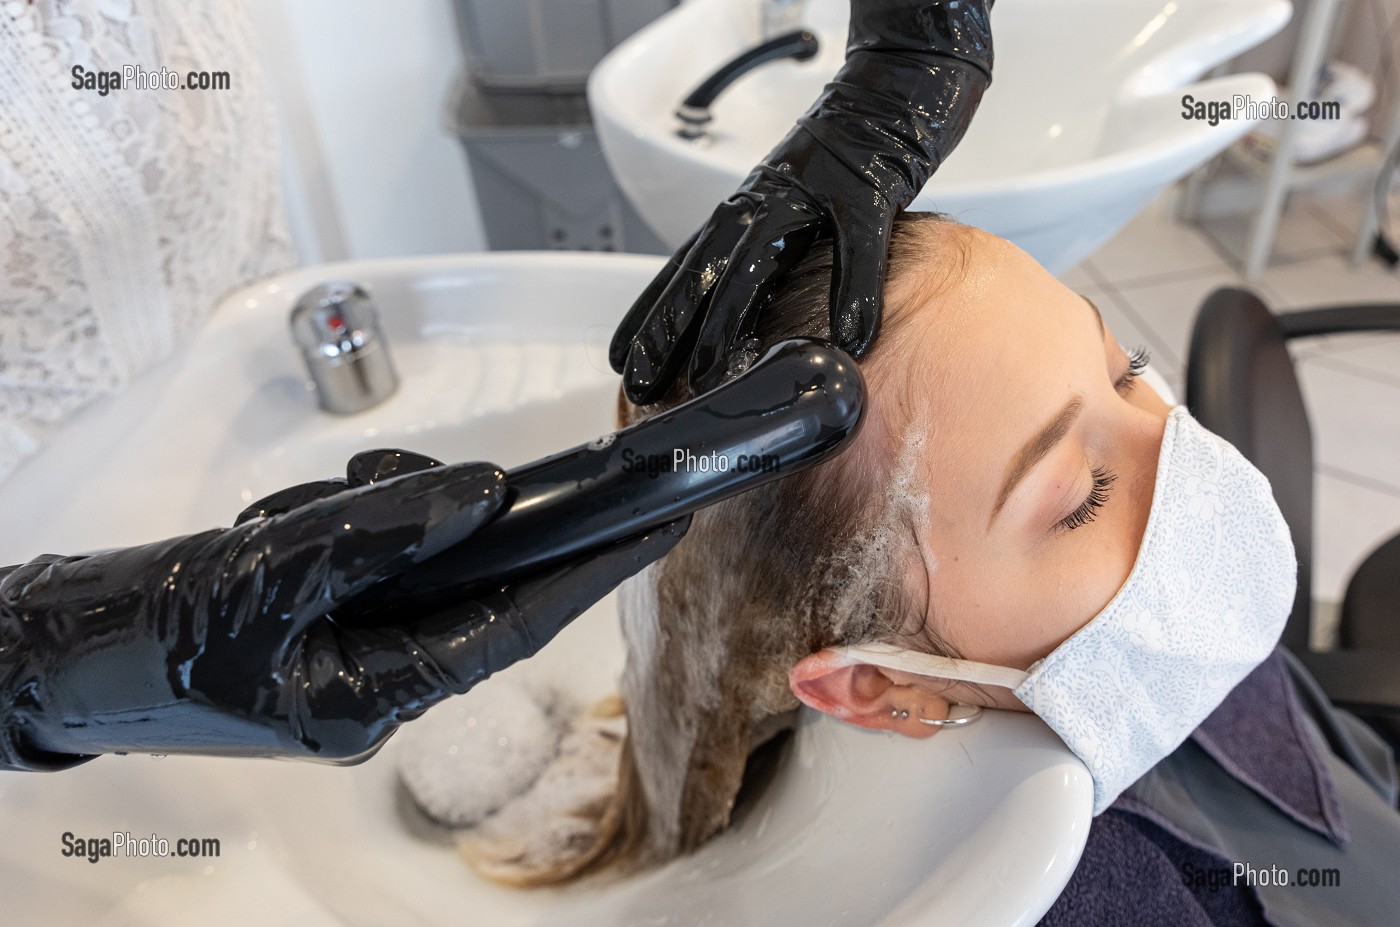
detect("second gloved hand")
[0,450,685,770]
[610,0,994,403]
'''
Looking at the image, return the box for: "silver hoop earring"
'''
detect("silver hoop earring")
[917,704,983,727]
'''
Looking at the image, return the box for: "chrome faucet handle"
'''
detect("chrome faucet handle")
[290,282,400,415]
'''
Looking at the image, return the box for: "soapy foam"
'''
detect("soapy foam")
[457,698,627,882]
[396,678,562,828]
[817,422,933,643]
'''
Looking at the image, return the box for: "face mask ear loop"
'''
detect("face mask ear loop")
[837,642,1032,690]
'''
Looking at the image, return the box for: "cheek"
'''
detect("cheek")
[1036,548,1136,648]
[1130,379,1173,417]
[925,536,1136,671]
[924,542,1049,666]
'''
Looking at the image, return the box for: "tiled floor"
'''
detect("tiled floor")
[1061,184,1400,645]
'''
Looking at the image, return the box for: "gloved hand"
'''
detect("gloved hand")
[0,449,684,771]
[610,0,994,404]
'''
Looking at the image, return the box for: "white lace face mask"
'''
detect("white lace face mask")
[840,406,1297,814]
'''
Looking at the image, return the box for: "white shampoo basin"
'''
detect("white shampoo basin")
[589,0,1290,273]
[0,253,1092,925]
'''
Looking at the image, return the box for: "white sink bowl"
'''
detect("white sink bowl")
[0,253,1092,926]
[590,0,1290,273]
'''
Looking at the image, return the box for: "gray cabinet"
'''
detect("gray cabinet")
[448,78,669,253]
[455,0,677,92]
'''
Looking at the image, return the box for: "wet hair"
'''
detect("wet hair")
[460,212,972,885]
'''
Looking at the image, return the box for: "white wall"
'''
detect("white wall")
[249,0,487,263]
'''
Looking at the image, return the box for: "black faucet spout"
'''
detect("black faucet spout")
[676,30,819,140]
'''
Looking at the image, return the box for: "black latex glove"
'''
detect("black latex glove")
[610,0,994,404]
[0,450,684,771]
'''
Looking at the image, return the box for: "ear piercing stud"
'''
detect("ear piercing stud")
[890,709,910,719]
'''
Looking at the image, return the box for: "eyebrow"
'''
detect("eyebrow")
[990,393,1085,528]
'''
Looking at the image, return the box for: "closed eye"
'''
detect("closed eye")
[1054,466,1116,534]
[1115,346,1150,393]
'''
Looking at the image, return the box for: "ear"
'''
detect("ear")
[788,649,948,739]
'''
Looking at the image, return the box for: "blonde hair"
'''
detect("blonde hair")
[460,213,972,885]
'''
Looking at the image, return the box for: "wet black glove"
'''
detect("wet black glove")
[610,0,994,403]
[0,450,683,771]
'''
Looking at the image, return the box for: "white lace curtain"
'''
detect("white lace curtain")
[0,0,294,483]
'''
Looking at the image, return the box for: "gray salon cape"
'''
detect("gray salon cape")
[1038,648,1400,926]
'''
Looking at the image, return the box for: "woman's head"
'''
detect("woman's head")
[787,217,1173,725]
[464,213,1171,884]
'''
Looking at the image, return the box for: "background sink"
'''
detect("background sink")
[589,0,1291,273]
[0,253,1091,926]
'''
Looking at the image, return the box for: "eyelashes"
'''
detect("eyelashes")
[1116,346,1151,392]
[1055,466,1117,533]
[1052,344,1144,535]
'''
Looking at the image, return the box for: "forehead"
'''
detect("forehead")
[887,232,1099,496]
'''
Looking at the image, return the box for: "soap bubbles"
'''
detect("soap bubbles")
[395,678,562,827]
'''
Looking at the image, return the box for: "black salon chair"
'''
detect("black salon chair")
[1186,288,1400,746]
